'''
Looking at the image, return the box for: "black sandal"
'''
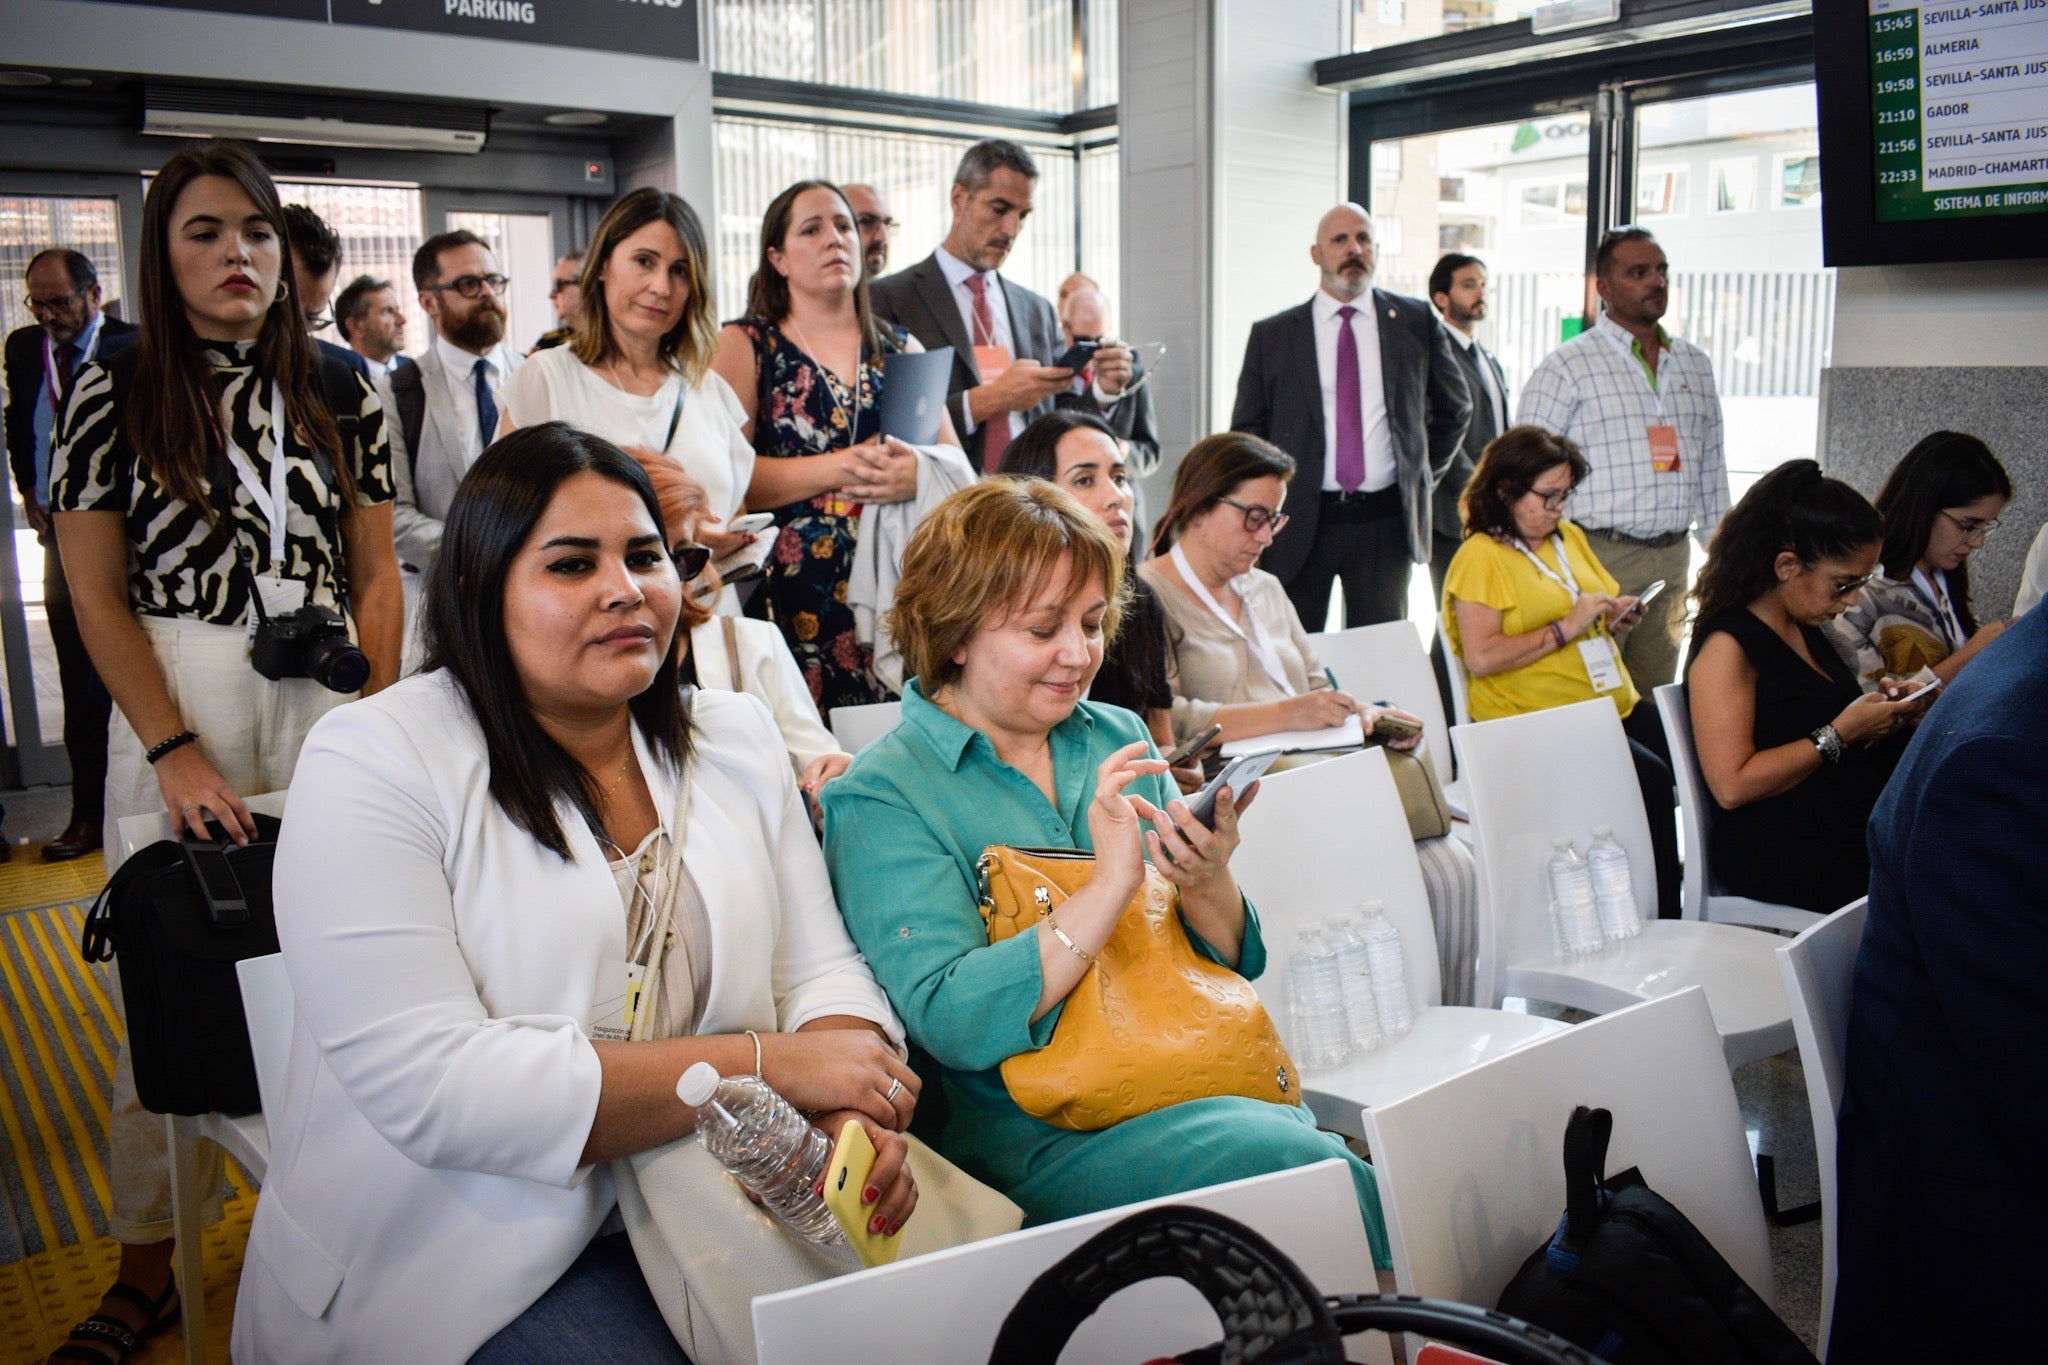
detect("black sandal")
[48,1280,182,1364]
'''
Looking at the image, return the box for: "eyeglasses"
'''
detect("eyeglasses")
[303,310,335,332]
[549,277,579,296]
[672,543,714,581]
[423,273,510,300]
[1218,496,1289,535]
[23,289,84,315]
[1520,485,1575,512]
[854,214,899,233]
[1941,510,2001,543]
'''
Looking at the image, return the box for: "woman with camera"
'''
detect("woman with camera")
[46,139,401,1363]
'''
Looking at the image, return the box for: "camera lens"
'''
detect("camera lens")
[305,635,371,693]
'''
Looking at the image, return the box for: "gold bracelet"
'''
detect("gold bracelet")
[745,1028,763,1080]
[1045,914,1094,963]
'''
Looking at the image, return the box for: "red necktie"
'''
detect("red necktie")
[1334,306,1364,493]
[966,273,1010,470]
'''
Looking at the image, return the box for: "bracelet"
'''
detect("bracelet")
[146,731,199,765]
[1045,914,1094,963]
[1549,622,1568,652]
[1810,724,1845,765]
[745,1028,764,1080]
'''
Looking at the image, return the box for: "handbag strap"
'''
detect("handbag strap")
[720,616,745,693]
[627,697,699,1044]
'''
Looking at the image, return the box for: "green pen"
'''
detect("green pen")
[1324,666,1340,691]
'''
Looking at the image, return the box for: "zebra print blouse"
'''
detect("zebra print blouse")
[49,339,394,627]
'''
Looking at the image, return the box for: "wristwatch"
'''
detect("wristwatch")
[1810,724,1844,764]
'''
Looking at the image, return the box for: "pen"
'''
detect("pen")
[1324,666,1340,691]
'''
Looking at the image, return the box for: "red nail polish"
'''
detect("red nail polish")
[812,1182,824,1198]
[869,1214,886,1233]
[863,1185,879,1204]
[886,1222,901,1236]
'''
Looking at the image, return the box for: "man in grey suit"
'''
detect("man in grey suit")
[379,229,520,660]
[1232,203,1471,631]
[1428,251,1509,705]
[869,139,1134,472]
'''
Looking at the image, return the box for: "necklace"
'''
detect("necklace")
[784,317,862,448]
[596,751,636,809]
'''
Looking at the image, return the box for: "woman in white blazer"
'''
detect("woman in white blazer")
[232,424,919,1363]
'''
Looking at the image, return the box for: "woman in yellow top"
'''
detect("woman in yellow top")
[1440,424,1678,917]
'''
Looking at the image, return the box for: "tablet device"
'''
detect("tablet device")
[879,348,953,446]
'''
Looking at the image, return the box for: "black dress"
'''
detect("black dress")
[1692,609,1905,913]
[1089,575,1172,725]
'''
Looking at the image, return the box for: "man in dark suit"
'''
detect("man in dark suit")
[3,248,136,860]
[1427,251,1508,707]
[1232,203,1471,631]
[1056,284,1161,480]
[869,139,1135,473]
[1829,606,2048,1357]
[282,202,372,383]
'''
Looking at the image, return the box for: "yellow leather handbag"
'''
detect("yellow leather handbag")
[975,845,1301,1132]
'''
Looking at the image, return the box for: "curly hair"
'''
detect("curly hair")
[1459,425,1590,541]
[1873,431,2011,636]
[1691,460,1882,626]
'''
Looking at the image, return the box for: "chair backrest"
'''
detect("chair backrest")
[1776,896,1867,1358]
[1360,988,1774,1317]
[1437,612,1473,728]
[753,1158,1389,1365]
[1654,682,1715,920]
[1231,748,1444,1019]
[1309,623,1453,786]
[828,700,904,755]
[234,953,295,1120]
[114,790,292,866]
[1452,701,1656,1008]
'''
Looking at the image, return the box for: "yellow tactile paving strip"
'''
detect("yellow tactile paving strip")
[0,852,107,918]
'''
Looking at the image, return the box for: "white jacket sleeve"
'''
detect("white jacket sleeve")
[739,619,844,773]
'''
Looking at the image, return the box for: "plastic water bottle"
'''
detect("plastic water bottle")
[1547,837,1605,956]
[1360,903,1414,1038]
[1286,926,1352,1071]
[675,1063,846,1245]
[1587,824,1643,941]
[1324,912,1382,1054]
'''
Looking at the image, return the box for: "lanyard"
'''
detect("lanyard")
[43,322,102,411]
[1170,541,1296,696]
[1512,533,1583,599]
[219,383,291,568]
[1910,567,1963,650]
[625,712,699,1044]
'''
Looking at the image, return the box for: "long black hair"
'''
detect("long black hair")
[1692,459,1882,627]
[420,422,691,859]
[1873,431,2012,636]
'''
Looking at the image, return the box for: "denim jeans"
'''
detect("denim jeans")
[468,1232,690,1364]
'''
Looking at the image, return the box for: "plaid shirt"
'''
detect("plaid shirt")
[1516,315,1728,545]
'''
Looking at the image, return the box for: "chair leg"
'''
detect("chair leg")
[166,1115,211,1365]
[1757,1152,1820,1226]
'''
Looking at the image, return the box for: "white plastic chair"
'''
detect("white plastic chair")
[1309,622,1467,817]
[754,1159,1392,1365]
[1230,749,1568,1134]
[828,700,903,754]
[1452,700,1795,1069]
[118,796,287,1365]
[1437,612,1473,729]
[1776,897,1868,1359]
[1362,988,1775,1344]
[1654,682,1822,934]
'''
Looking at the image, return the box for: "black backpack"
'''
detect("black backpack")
[1497,1106,1819,1365]
[81,816,284,1116]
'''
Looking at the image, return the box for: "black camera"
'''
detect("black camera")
[251,603,370,693]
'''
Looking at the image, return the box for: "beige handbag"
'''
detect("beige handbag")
[609,728,1022,1364]
[1382,742,1452,842]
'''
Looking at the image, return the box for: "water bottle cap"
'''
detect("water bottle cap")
[1360,900,1386,919]
[1592,824,1613,838]
[675,1061,721,1107]
[1553,836,1575,851]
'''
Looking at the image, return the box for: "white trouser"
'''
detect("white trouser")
[102,615,350,1243]
[400,564,428,677]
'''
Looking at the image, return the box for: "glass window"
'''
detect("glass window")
[1354,0,1546,48]
[1079,142,1121,316]
[1636,165,1688,218]
[1633,82,1831,497]
[1083,0,1120,108]
[273,181,428,357]
[0,194,124,340]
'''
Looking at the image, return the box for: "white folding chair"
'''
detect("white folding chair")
[1309,622,1467,817]
[118,796,288,1365]
[754,1159,1391,1365]
[1437,613,1473,729]
[1776,897,1868,1359]
[1453,700,1795,1068]
[1654,682,1822,934]
[828,699,903,754]
[1362,988,1775,1345]
[1231,749,1568,1134]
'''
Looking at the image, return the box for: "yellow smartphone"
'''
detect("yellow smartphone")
[823,1119,903,1267]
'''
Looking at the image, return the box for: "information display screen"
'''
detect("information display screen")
[1869,1,2048,222]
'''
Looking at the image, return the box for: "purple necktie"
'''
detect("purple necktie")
[1334,305,1364,493]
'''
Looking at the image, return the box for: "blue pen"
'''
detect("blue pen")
[1324,666,1339,691]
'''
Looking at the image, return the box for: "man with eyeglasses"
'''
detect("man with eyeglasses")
[380,229,522,665]
[1232,202,1472,632]
[530,251,584,352]
[4,248,136,860]
[1518,226,1728,690]
[283,203,373,384]
[842,184,894,279]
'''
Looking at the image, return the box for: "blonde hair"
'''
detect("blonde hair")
[889,480,1127,696]
[573,188,720,385]
[622,446,718,629]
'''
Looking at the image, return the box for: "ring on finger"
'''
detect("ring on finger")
[884,1077,903,1103]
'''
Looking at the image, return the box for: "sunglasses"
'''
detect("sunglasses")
[1218,496,1289,535]
[423,273,510,299]
[672,544,713,581]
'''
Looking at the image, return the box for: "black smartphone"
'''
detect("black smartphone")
[1163,723,1223,768]
[1053,339,1101,371]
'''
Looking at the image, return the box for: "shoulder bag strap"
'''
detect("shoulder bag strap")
[720,616,744,692]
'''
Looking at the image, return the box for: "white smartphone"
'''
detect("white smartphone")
[727,512,776,537]
[1184,746,1282,829]
[1633,578,1668,609]
[1885,674,1944,704]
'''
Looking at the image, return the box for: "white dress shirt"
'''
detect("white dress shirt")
[430,330,514,456]
[1311,288,1395,493]
[935,244,1015,441]
[1446,325,1508,434]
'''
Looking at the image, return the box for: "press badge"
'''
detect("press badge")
[973,343,1013,383]
[1579,635,1626,693]
[1647,425,1681,472]
[245,574,306,647]
[589,961,646,1042]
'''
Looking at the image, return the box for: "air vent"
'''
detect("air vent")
[141,83,489,155]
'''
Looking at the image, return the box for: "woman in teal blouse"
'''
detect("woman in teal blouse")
[821,479,1389,1265]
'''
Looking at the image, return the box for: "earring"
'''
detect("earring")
[275,278,291,302]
